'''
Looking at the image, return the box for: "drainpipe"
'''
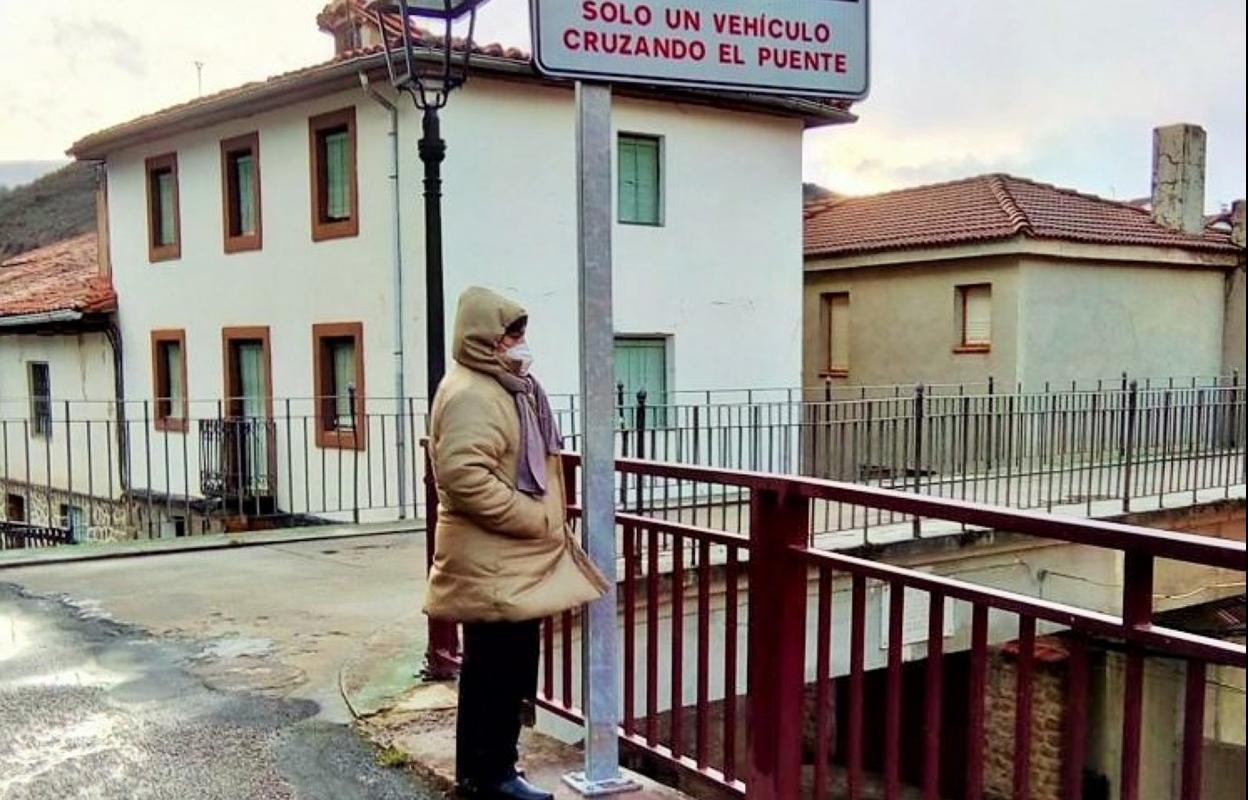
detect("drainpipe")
[359,71,408,518]
[104,320,130,493]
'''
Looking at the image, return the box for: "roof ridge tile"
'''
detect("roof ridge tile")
[988,174,1033,236]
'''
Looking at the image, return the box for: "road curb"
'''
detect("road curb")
[0,520,426,570]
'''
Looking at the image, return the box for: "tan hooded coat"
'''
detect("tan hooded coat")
[424,287,608,622]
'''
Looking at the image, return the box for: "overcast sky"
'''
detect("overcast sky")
[1,0,1244,208]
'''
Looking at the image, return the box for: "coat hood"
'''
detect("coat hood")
[452,286,527,376]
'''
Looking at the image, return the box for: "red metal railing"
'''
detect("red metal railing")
[426,454,1246,799]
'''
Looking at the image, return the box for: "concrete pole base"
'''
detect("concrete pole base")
[561,772,642,797]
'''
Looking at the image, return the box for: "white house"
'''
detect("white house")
[52,1,855,530]
[0,233,126,540]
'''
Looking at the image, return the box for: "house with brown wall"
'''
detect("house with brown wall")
[802,125,1246,393]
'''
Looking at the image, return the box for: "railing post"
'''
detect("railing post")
[635,389,648,462]
[1230,370,1241,450]
[349,384,360,525]
[912,383,925,537]
[1123,380,1139,512]
[422,445,460,680]
[986,376,995,471]
[1119,551,1154,800]
[634,390,647,513]
[746,486,809,800]
[618,384,630,508]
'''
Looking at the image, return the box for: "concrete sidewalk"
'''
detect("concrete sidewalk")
[357,683,695,800]
[0,518,424,569]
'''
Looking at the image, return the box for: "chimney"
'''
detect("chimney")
[317,0,384,56]
[1232,200,1246,248]
[1151,123,1207,235]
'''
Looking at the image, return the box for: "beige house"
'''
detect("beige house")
[803,125,1246,391]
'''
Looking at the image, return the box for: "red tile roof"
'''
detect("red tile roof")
[0,234,116,320]
[70,11,853,158]
[804,174,1242,259]
[317,0,530,60]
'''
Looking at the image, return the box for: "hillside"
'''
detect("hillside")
[0,162,97,261]
[0,160,67,189]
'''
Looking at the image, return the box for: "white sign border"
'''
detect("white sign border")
[528,0,871,101]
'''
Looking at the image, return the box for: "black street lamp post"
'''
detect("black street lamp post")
[370,0,490,406]
[370,0,491,680]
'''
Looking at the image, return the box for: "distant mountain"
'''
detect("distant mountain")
[0,160,68,190]
[0,162,97,262]
[803,182,841,203]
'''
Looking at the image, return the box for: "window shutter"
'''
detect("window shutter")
[325,131,350,221]
[827,294,850,372]
[236,344,266,419]
[963,285,992,345]
[165,343,184,419]
[158,172,177,245]
[333,340,356,429]
[618,139,638,222]
[634,138,659,224]
[235,154,256,235]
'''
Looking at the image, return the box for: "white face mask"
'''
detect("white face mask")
[503,342,534,376]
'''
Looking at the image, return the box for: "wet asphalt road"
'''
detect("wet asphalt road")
[0,584,441,800]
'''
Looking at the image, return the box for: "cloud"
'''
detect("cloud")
[51,17,149,78]
[0,0,1242,213]
[803,0,1246,209]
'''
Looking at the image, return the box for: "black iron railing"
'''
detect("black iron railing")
[198,417,278,502]
[0,521,73,550]
[0,376,1241,537]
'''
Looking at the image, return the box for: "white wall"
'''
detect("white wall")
[0,333,117,498]
[438,81,805,397]
[1017,258,1227,387]
[103,76,806,517]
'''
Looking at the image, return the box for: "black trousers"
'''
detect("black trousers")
[456,619,541,788]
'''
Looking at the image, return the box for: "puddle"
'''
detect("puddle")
[203,635,275,660]
[59,595,116,622]
[0,612,33,662]
[11,663,129,690]
[108,673,187,704]
[0,711,139,796]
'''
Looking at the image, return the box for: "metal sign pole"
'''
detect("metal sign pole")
[564,80,639,797]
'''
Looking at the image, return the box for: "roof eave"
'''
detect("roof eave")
[0,309,83,329]
[804,234,1244,269]
[69,51,855,160]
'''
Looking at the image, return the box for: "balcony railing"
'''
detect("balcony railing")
[198,417,278,504]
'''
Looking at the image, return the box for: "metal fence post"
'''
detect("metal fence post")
[422,445,460,680]
[1230,370,1241,450]
[617,383,630,508]
[567,80,635,795]
[632,390,648,515]
[746,487,810,800]
[349,385,360,525]
[1123,380,1139,513]
[912,384,925,537]
[1120,551,1154,800]
[986,376,995,471]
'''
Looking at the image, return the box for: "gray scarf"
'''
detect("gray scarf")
[495,371,562,496]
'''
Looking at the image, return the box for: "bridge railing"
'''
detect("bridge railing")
[601,378,1246,541]
[1,375,1241,540]
[425,453,1246,800]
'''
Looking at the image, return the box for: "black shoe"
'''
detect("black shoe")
[486,775,554,800]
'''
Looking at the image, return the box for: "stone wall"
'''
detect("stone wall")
[1,480,131,543]
[982,643,1070,800]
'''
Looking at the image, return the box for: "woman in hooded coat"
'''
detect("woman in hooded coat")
[427,286,607,800]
